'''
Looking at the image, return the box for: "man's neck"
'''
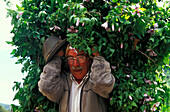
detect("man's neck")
[75,79,82,84]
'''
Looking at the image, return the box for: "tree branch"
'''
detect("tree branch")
[137,49,158,66]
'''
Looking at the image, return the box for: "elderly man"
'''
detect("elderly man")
[38,36,115,112]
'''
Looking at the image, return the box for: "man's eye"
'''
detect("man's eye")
[80,56,84,59]
[77,56,85,60]
[77,56,84,58]
[67,57,73,60]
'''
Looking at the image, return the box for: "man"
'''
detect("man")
[38,36,115,112]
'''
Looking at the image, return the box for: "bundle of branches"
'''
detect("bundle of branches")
[6,0,169,111]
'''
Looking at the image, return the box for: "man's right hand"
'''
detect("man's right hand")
[57,50,64,57]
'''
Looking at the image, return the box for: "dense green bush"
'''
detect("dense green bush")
[6,0,169,112]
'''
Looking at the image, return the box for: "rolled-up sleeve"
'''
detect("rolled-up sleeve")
[38,56,65,103]
[90,56,115,98]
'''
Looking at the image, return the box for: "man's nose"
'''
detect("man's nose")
[73,59,79,67]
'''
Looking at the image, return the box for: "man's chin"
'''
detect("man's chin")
[73,70,82,75]
[72,71,85,79]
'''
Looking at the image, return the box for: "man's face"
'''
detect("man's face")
[67,49,91,81]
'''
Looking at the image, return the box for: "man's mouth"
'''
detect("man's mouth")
[71,66,83,72]
[73,69,81,72]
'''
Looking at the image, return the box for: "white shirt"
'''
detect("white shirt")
[69,73,89,112]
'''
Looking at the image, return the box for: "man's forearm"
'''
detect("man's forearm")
[90,56,115,98]
[38,56,65,103]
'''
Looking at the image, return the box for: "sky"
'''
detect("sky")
[0,0,23,105]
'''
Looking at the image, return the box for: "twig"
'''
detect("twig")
[137,49,158,66]
[86,11,101,20]
[153,11,161,16]
[37,54,40,67]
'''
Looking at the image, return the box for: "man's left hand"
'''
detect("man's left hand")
[92,46,100,57]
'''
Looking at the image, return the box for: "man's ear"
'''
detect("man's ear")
[65,44,70,57]
[90,58,92,64]
[65,59,69,69]
[87,57,92,66]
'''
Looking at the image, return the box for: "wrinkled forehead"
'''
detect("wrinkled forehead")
[67,46,86,56]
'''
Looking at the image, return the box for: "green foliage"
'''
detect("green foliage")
[5,0,170,111]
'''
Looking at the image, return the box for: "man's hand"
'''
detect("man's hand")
[57,50,64,57]
[92,46,100,57]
